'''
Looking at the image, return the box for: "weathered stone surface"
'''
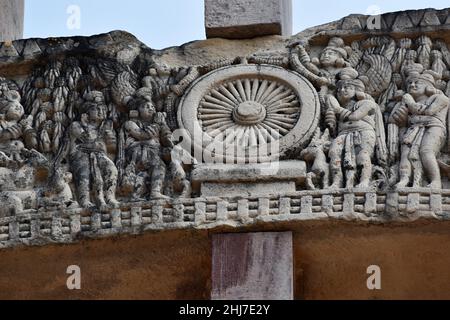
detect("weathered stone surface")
[192,161,306,183]
[0,222,438,298]
[341,16,363,30]
[3,221,450,299]
[212,232,293,300]
[0,0,24,42]
[0,7,449,302]
[420,10,442,27]
[201,181,296,197]
[192,161,306,197]
[205,0,292,39]
[0,7,448,252]
[392,12,414,31]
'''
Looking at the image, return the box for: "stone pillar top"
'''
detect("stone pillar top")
[205,0,293,39]
[0,0,24,42]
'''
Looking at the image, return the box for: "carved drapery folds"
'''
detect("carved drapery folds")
[0,11,450,231]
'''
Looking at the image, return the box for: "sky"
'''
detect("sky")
[24,0,450,50]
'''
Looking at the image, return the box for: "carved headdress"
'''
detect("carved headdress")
[337,68,366,93]
[404,64,437,88]
[0,90,22,113]
[134,87,153,101]
[80,91,107,114]
[124,87,155,114]
[325,37,351,59]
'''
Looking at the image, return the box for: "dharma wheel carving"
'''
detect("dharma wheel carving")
[178,65,320,163]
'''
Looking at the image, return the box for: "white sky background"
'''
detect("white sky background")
[24,0,450,49]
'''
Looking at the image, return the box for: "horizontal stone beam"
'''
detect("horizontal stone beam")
[205,0,293,39]
[192,161,306,183]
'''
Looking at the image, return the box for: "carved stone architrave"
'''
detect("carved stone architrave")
[1,8,450,249]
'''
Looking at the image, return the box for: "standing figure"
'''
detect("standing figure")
[327,68,387,189]
[119,88,173,200]
[390,66,449,189]
[67,91,119,209]
[290,37,352,135]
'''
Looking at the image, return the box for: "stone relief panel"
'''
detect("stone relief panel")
[1,8,450,249]
[1,33,450,214]
[288,35,450,192]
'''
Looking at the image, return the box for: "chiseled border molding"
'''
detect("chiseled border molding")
[1,188,449,249]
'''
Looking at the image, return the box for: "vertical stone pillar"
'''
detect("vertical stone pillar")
[205,0,292,39]
[0,0,24,42]
[212,232,293,300]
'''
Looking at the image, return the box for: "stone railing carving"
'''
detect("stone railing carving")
[1,8,450,249]
[1,188,449,248]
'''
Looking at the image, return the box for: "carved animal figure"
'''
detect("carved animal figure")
[42,166,75,207]
[300,129,331,190]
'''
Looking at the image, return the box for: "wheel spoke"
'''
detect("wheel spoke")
[211,88,237,106]
[259,123,282,139]
[218,85,240,105]
[248,126,258,147]
[265,90,293,106]
[207,122,236,136]
[204,95,235,109]
[255,125,270,144]
[261,85,286,105]
[266,115,298,124]
[236,80,247,101]
[264,119,293,133]
[199,114,232,121]
[227,82,244,103]
[266,100,299,112]
[251,79,259,101]
[244,79,252,101]
[255,80,269,102]
[200,77,300,147]
[204,119,234,130]
[267,107,299,114]
[257,81,277,104]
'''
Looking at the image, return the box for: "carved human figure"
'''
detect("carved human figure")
[291,37,351,87]
[119,88,173,200]
[67,91,119,209]
[0,90,36,167]
[0,89,45,215]
[142,65,172,112]
[327,68,387,189]
[290,37,352,135]
[390,67,449,189]
[142,65,200,129]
